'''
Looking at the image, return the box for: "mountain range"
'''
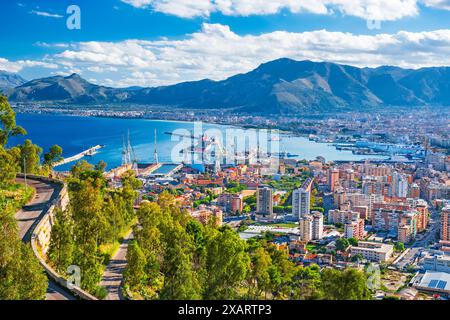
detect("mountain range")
[0,71,27,92]
[4,58,450,114]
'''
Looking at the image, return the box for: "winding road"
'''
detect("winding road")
[15,177,75,301]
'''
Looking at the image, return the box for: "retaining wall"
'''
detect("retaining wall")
[20,174,98,300]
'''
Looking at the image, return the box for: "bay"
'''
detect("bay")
[10,113,385,171]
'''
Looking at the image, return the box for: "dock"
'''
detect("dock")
[54,145,104,168]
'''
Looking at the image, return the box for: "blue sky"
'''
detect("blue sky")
[0,0,449,87]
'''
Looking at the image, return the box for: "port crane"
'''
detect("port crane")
[164,131,273,169]
[122,130,139,174]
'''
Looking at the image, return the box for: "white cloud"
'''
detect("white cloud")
[24,23,450,87]
[29,10,64,18]
[121,0,153,8]
[121,0,423,20]
[0,58,58,73]
[421,0,450,10]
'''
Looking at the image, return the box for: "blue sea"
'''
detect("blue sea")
[9,113,385,171]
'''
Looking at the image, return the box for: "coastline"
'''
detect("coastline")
[13,108,296,136]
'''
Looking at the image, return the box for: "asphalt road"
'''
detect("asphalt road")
[100,232,133,300]
[395,208,440,270]
[15,177,75,301]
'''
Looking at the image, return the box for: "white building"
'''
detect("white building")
[422,253,450,273]
[312,212,324,240]
[350,241,394,262]
[293,187,310,218]
[345,221,358,239]
[299,216,313,242]
[392,172,408,198]
[413,271,450,297]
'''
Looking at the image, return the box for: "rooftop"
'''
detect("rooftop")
[351,241,394,254]
[415,271,450,293]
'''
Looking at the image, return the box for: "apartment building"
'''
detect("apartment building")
[218,193,244,214]
[344,219,365,240]
[350,242,394,262]
[442,206,450,241]
[422,253,450,273]
[293,178,313,219]
[312,212,324,240]
[299,216,313,242]
[257,186,273,216]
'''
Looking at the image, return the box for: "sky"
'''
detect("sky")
[0,0,449,88]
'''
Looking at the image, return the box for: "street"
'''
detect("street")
[395,208,441,270]
[100,232,134,300]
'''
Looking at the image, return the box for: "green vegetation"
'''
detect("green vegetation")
[244,194,257,212]
[124,192,373,300]
[321,268,372,300]
[48,162,142,297]
[0,95,26,147]
[269,175,307,191]
[0,189,47,300]
[335,238,350,252]
[0,183,34,213]
[0,96,48,300]
[226,181,246,194]
[394,242,405,253]
[252,222,298,229]
[0,95,376,301]
[274,205,292,213]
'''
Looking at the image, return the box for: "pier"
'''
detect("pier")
[54,145,104,168]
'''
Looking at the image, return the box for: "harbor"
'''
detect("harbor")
[11,114,389,173]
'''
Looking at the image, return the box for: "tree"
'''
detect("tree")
[94,160,107,173]
[16,245,48,300]
[43,145,63,167]
[48,209,74,273]
[321,268,372,300]
[290,265,323,300]
[160,223,201,300]
[186,220,206,269]
[394,242,405,253]
[336,238,350,252]
[0,96,26,147]
[204,226,250,299]
[265,244,295,299]
[248,247,272,299]
[351,253,364,263]
[310,189,318,207]
[348,238,359,247]
[74,238,103,292]
[19,139,42,175]
[311,207,324,213]
[121,170,142,190]
[70,160,94,178]
[103,194,126,244]
[0,208,47,300]
[124,241,147,290]
[67,168,107,293]
[0,146,18,187]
